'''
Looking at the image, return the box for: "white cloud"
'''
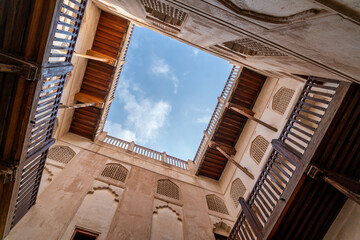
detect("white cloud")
[151,60,170,74]
[150,58,179,94]
[193,48,200,56]
[116,77,172,144]
[104,120,137,142]
[196,115,211,124]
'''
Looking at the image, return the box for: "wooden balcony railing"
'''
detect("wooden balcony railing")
[103,135,188,170]
[94,23,135,139]
[229,77,345,240]
[193,65,241,167]
[2,0,88,232]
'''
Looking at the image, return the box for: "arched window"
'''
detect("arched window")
[48,145,75,164]
[206,194,229,215]
[272,87,295,114]
[230,178,246,208]
[101,163,128,182]
[250,135,269,164]
[157,179,180,200]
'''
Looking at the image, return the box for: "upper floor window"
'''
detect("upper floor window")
[223,38,286,56]
[230,178,246,208]
[101,163,128,182]
[48,145,75,164]
[157,179,180,200]
[206,194,229,215]
[250,135,269,164]
[140,0,187,27]
[272,87,295,114]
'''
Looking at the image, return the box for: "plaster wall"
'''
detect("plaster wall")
[94,0,360,83]
[6,134,235,240]
[324,199,360,240]
[219,75,304,214]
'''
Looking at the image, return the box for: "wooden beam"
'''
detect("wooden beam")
[229,103,255,116]
[307,165,360,205]
[59,103,97,109]
[215,145,254,179]
[230,105,278,132]
[271,139,304,167]
[74,92,104,108]
[324,173,360,205]
[209,141,236,156]
[72,50,117,66]
[239,197,264,239]
[0,64,22,73]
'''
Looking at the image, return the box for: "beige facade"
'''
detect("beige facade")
[1,0,359,239]
[93,0,360,84]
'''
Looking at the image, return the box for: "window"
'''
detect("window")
[48,145,75,164]
[206,194,229,215]
[250,135,269,164]
[101,163,128,182]
[157,179,180,200]
[223,38,285,56]
[140,0,187,27]
[72,228,98,240]
[272,87,295,114]
[230,178,246,208]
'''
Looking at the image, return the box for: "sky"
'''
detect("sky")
[104,26,232,160]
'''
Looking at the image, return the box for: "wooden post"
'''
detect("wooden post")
[212,143,254,179]
[271,139,304,167]
[230,105,278,132]
[239,197,264,239]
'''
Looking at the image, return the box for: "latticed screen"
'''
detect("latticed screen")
[156,179,180,200]
[48,145,76,164]
[206,194,229,214]
[223,38,286,56]
[250,135,269,164]
[230,178,246,208]
[272,87,295,114]
[140,0,187,26]
[101,163,128,182]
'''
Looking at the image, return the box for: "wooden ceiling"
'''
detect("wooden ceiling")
[197,68,267,180]
[69,12,129,139]
[269,83,360,239]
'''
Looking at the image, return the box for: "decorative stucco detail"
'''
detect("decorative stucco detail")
[43,165,54,182]
[153,205,182,222]
[272,87,295,114]
[213,221,231,233]
[140,0,187,27]
[230,178,246,208]
[223,38,286,56]
[250,135,269,164]
[216,0,320,24]
[101,163,128,182]
[89,181,121,202]
[206,194,229,215]
[48,145,76,164]
[157,179,180,200]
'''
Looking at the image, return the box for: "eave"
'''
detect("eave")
[69,11,133,140]
[194,67,267,180]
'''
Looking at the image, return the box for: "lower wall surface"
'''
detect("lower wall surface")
[5,139,230,240]
[324,199,360,240]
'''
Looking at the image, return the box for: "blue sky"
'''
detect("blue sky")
[104,26,232,160]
